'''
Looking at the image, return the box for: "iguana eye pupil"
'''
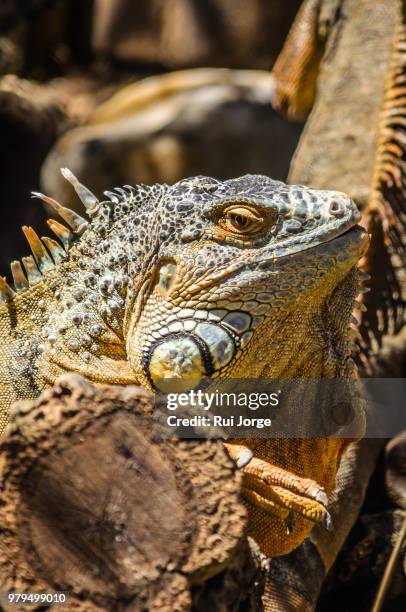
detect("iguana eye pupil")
[235,215,247,225]
[230,214,249,229]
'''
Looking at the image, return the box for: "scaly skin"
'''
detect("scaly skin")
[0,171,368,559]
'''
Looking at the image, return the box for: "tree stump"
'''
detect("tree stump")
[0,374,260,611]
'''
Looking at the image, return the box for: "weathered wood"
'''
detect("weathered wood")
[0,374,260,611]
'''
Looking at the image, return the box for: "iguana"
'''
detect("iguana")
[0,169,368,566]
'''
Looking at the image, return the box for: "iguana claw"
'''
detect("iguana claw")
[322,509,333,532]
[224,442,255,468]
[286,511,296,535]
[235,448,254,469]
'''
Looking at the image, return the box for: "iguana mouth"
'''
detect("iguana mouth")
[330,223,368,245]
[263,221,368,262]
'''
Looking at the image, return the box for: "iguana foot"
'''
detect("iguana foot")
[225,442,333,532]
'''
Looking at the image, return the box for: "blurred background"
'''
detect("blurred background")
[0,0,303,274]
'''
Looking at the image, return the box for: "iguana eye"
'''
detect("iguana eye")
[221,206,265,236]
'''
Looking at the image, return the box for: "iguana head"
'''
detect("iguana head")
[120,175,368,391]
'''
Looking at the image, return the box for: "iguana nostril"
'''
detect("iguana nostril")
[329,200,345,217]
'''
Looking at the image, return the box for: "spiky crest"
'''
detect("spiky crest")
[60,167,99,213]
[0,169,157,303]
[31,192,88,234]
[0,170,93,301]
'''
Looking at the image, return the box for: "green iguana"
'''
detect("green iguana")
[0,169,368,564]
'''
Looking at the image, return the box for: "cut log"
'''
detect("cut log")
[0,374,260,611]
